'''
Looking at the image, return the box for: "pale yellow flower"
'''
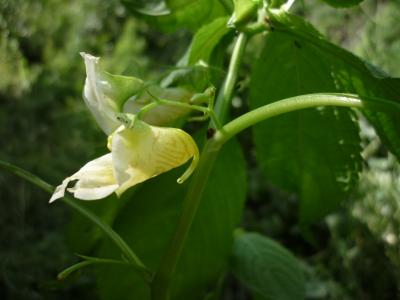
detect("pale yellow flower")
[50,118,199,202]
[50,54,199,202]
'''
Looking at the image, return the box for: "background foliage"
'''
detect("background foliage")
[1,0,400,299]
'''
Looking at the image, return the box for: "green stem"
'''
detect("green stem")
[213,32,248,125]
[213,92,400,145]
[151,33,248,300]
[58,257,130,280]
[0,160,152,281]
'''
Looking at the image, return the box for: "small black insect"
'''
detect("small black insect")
[206,128,216,139]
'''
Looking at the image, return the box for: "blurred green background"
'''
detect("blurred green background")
[0,0,399,299]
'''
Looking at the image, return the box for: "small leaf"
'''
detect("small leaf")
[231,232,305,300]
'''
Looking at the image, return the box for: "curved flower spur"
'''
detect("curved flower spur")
[50,53,199,202]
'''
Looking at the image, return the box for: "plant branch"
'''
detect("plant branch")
[213,93,400,145]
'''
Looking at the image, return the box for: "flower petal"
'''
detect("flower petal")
[49,154,119,202]
[111,120,199,196]
[81,52,121,135]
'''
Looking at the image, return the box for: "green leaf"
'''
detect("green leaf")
[162,17,232,90]
[95,139,246,300]
[268,10,400,163]
[124,0,230,32]
[231,232,305,300]
[188,17,232,65]
[319,0,364,8]
[251,10,400,225]
[250,14,362,225]
[161,0,229,31]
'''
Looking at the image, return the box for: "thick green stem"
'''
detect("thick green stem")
[0,160,151,281]
[213,93,395,145]
[151,33,248,300]
[213,32,248,125]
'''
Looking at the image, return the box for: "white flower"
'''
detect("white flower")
[50,118,199,202]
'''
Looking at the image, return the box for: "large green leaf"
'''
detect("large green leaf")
[250,16,362,225]
[231,232,305,300]
[268,10,400,162]
[95,139,246,300]
[250,10,400,225]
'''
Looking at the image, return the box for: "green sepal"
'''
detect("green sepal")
[103,72,144,111]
